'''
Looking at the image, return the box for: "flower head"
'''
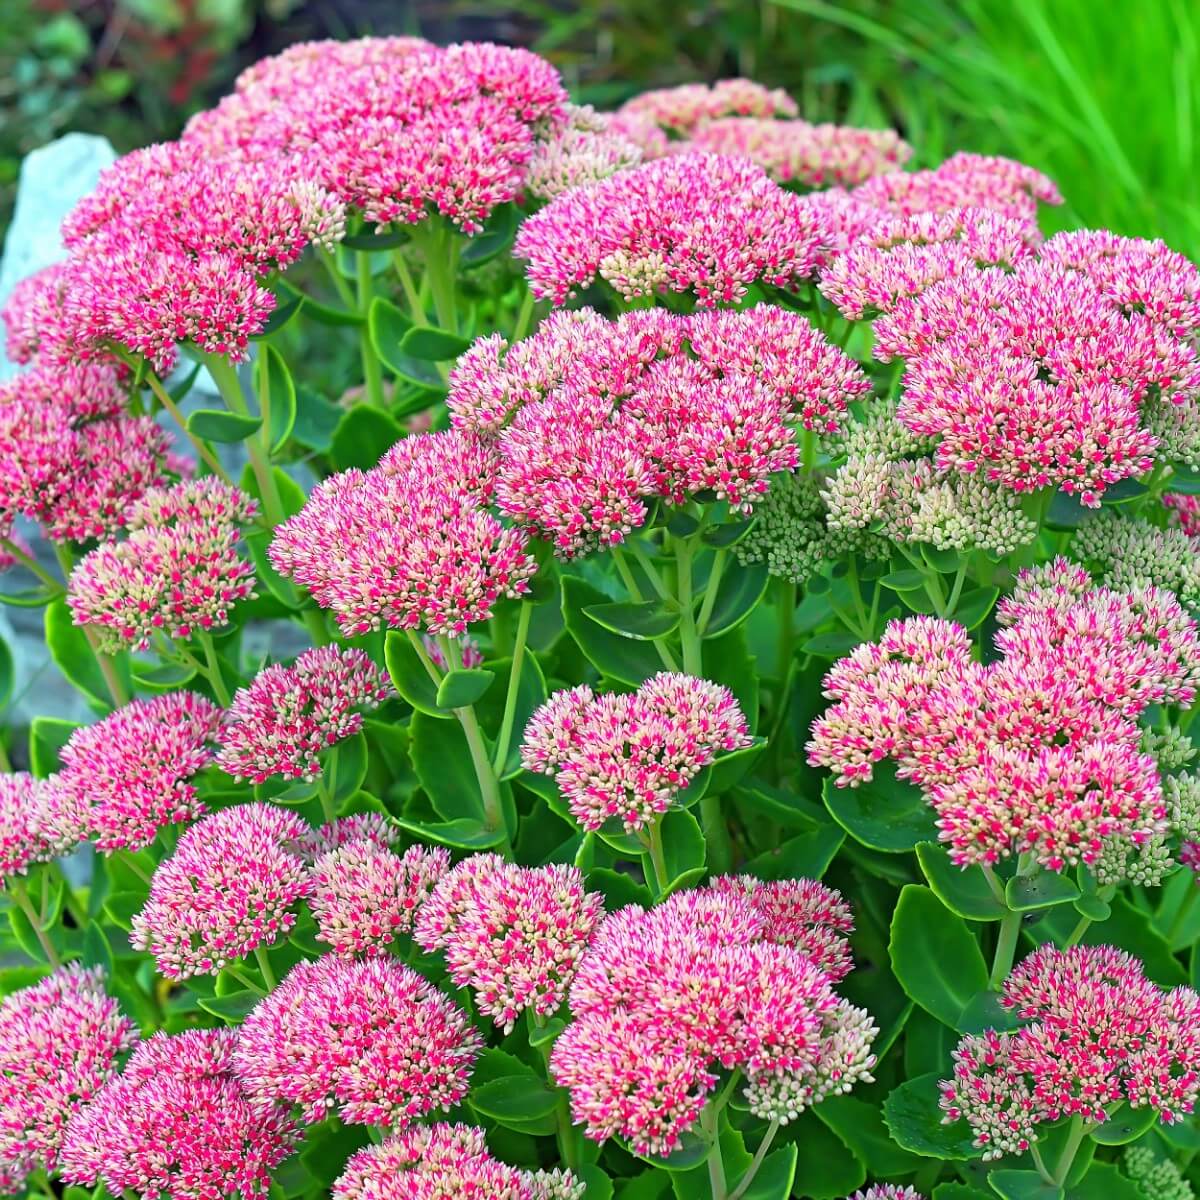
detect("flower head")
[131,803,310,978]
[941,945,1200,1157]
[1072,510,1200,608]
[0,966,136,1177]
[553,881,873,1155]
[688,117,911,188]
[522,672,752,832]
[413,855,604,1031]
[46,691,222,852]
[309,841,448,957]
[1,263,77,364]
[333,1124,582,1200]
[0,772,83,885]
[270,431,536,636]
[526,105,642,200]
[452,305,867,555]
[233,955,480,1128]
[59,1028,297,1200]
[615,79,799,138]
[67,478,257,653]
[852,151,1062,220]
[218,646,392,783]
[515,153,827,306]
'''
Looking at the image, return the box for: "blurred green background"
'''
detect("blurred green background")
[3,0,1196,254]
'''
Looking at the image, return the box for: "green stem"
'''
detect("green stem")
[0,741,9,773]
[406,629,443,686]
[143,369,235,486]
[203,355,285,526]
[301,608,331,646]
[945,561,969,617]
[512,289,536,341]
[390,249,423,317]
[317,246,357,310]
[254,944,277,990]
[729,1119,781,1200]
[701,792,732,876]
[417,223,460,333]
[846,554,870,634]
[1052,1117,1088,1187]
[0,537,63,592]
[696,549,728,636]
[118,849,152,885]
[775,578,797,680]
[195,631,233,707]
[1168,882,1199,943]
[701,1103,727,1200]
[491,602,532,775]
[990,908,1022,989]
[457,704,509,850]
[317,773,337,825]
[1030,1144,1054,1186]
[675,537,702,676]
[611,545,681,671]
[1064,915,1092,947]
[227,964,267,995]
[11,879,60,966]
[356,251,386,408]
[643,817,669,898]
[53,544,129,707]
[530,1012,581,1170]
[628,540,675,604]
[980,865,1007,906]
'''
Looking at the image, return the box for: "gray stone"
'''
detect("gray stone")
[0,132,117,377]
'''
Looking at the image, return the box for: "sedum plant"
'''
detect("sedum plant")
[0,40,1197,1200]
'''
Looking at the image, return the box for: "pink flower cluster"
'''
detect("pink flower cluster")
[449,305,869,554]
[941,945,1200,1158]
[0,374,170,545]
[853,151,1062,221]
[525,105,643,201]
[59,1028,297,1200]
[218,645,392,783]
[131,803,310,977]
[44,691,222,852]
[270,430,535,636]
[18,37,569,368]
[809,560,1200,869]
[233,954,480,1128]
[522,672,752,832]
[186,39,568,234]
[689,118,911,188]
[819,206,1042,320]
[0,966,136,1179]
[610,79,910,188]
[413,854,604,1031]
[868,231,1200,504]
[552,880,874,1155]
[334,1124,581,1200]
[67,478,258,653]
[615,79,800,137]
[309,837,448,957]
[514,153,828,305]
[0,772,80,885]
[1166,491,1200,538]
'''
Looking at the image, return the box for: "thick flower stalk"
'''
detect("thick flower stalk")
[413,854,604,1031]
[232,954,481,1128]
